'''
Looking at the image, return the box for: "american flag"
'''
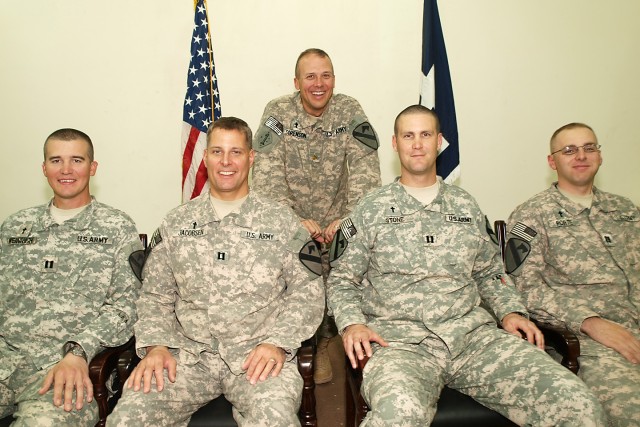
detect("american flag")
[181,0,221,201]
[419,0,459,183]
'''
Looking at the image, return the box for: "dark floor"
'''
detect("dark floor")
[315,335,348,427]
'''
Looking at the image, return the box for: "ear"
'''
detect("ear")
[294,77,300,91]
[248,149,255,167]
[437,133,443,151]
[42,162,47,177]
[547,154,557,171]
[392,135,398,152]
[89,161,98,177]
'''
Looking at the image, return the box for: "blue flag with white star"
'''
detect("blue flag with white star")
[420,0,459,183]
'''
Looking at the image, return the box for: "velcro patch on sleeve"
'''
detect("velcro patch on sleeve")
[485,216,498,245]
[510,222,537,242]
[299,239,322,276]
[128,250,146,281]
[340,218,358,239]
[329,229,348,263]
[504,238,531,274]
[145,228,163,259]
[352,122,379,150]
[265,116,284,136]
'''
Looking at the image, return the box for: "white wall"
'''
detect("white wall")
[2,1,639,234]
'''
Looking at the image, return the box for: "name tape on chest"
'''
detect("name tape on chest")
[549,218,573,228]
[241,231,277,241]
[8,236,37,244]
[178,228,206,237]
[444,214,473,224]
[76,235,112,244]
[385,216,405,224]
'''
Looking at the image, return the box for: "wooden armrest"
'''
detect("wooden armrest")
[88,337,136,427]
[297,338,317,427]
[533,320,580,374]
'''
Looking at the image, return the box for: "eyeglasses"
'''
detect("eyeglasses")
[550,143,601,156]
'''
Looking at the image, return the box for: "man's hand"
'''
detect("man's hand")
[322,219,343,244]
[38,353,92,412]
[127,346,177,393]
[581,317,640,364]
[242,343,286,385]
[301,219,324,243]
[342,324,389,369]
[501,313,545,349]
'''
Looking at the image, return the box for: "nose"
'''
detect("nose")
[61,160,72,174]
[220,152,231,165]
[412,137,424,149]
[575,146,587,160]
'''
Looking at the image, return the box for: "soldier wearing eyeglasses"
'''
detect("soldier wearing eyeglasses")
[506,122,640,427]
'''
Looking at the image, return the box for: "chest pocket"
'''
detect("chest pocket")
[424,222,481,277]
[372,220,425,273]
[220,235,287,301]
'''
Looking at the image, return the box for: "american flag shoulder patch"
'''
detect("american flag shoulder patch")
[265,116,284,136]
[510,222,537,242]
[340,218,357,239]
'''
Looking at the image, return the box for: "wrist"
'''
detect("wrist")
[63,342,87,362]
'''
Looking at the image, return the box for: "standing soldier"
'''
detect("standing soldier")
[252,48,381,383]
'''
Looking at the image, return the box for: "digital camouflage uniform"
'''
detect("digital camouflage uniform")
[507,184,640,427]
[328,179,605,427]
[0,198,142,426]
[252,92,381,230]
[108,192,324,427]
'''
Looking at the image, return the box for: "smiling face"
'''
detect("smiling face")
[204,128,254,201]
[42,138,97,209]
[294,53,335,117]
[392,110,442,187]
[548,126,602,195]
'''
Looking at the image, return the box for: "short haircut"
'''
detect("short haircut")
[206,116,253,149]
[394,104,441,135]
[550,122,596,151]
[44,128,94,161]
[295,48,333,79]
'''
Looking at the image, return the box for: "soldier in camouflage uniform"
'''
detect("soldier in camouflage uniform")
[108,117,324,427]
[0,129,142,426]
[328,106,606,426]
[506,123,640,427]
[252,48,381,384]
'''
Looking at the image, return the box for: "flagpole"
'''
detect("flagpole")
[203,0,216,121]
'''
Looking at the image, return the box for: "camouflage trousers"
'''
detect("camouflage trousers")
[577,336,640,427]
[107,350,302,427]
[0,357,98,427]
[360,325,606,427]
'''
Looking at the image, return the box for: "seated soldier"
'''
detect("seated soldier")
[328,106,606,426]
[108,117,324,427]
[506,122,640,427]
[1,128,142,426]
